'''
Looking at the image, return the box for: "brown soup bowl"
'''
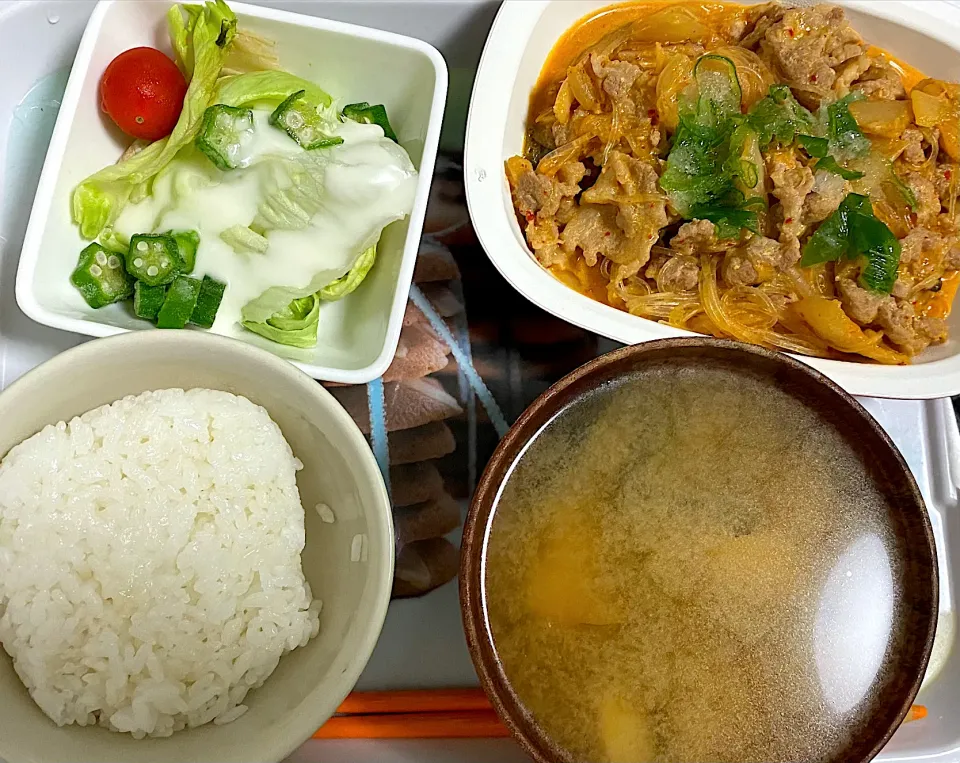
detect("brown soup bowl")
[460,338,938,763]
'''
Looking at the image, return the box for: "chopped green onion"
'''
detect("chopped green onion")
[801,193,900,293]
[890,172,919,212]
[660,55,761,236]
[853,212,901,293]
[689,204,761,240]
[746,84,816,148]
[815,155,865,181]
[797,134,829,158]
[824,92,871,159]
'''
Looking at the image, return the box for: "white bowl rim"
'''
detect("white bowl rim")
[0,329,396,762]
[14,0,449,385]
[464,0,960,400]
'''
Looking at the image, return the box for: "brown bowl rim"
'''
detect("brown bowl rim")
[459,336,939,763]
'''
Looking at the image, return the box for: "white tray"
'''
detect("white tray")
[0,3,957,762]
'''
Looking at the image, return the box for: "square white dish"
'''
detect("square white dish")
[15,0,447,384]
[464,0,960,399]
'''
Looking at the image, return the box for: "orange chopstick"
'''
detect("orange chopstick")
[906,705,928,723]
[313,709,510,739]
[318,689,928,740]
[335,688,492,716]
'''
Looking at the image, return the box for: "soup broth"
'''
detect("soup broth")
[485,363,907,762]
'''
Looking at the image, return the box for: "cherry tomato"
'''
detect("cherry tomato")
[100,47,187,141]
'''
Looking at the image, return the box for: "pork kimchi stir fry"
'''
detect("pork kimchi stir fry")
[506,2,960,363]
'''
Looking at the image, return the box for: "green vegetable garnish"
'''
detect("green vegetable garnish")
[72,0,238,239]
[319,245,377,300]
[342,102,398,142]
[125,234,184,286]
[797,134,829,158]
[815,155,865,180]
[166,229,200,272]
[688,203,761,240]
[240,242,380,347]
[824,92,871,160]
[270,90,343,150]
[853,211,902,294]
[747,84,816,148]
[71,243,135,308]
[195,104,255,170]
[801,193,901,293]
[157,275,203,329]
[242,294,320,348]
[796,134,864,179]
[660,55,763,237]
[133,282,167,321]
[890,172,919,212]
[190,275,226,328]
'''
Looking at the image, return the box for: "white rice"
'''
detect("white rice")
[0,388,321,738]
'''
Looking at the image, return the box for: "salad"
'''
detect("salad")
[69,0,418,348]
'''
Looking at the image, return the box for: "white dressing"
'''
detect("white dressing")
[114,110,418,336]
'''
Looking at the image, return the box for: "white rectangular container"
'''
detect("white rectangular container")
[465,0,960,399]
[14,0,447,383]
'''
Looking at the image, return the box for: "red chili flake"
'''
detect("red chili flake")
[946,170,953,180]
[787,28,795,37]
[525,212,535,223]
[785,217,794,224]
[605,231,612,237]
[647,109,657,118]
[809,74,818,83]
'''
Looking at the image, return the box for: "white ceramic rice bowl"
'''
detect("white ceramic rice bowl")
[0,331,394,763]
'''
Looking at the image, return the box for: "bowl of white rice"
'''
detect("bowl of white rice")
[0,331,394,763]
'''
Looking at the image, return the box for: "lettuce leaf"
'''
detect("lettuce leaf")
[240,243,379,347]
[220,224,268,253]
[214,71,333,108]
[319,245,377,300]
[98,227,130,255]
[72,0,237,239]
[252,154,327,231]
[167,4,203,76]
[242,294,320,348]
[240,270,343,326]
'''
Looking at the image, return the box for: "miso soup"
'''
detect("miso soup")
[484,363,910,763]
